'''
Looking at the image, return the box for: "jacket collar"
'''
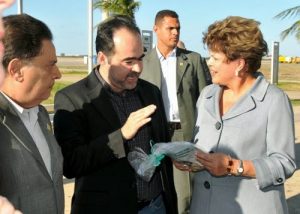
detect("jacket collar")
[86,68,159,130]
[0,93,55,180]
[205,72,268,99]
[247,72,269,101]
[85,69,121,129]
[146,47,190,92]
[204,72,269,120]
[144,49,163,89]
[176,48,189,92]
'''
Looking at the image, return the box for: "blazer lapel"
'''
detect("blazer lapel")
[204,73,267,121]
[146,49,162,89]
[176,49,189,92]
[203,85,222,121]
[136,83,151,106]
[222,74,267,120]
[86,72,120,128]
[38,107,59,179]
[136,82,160,141]
[0,94,47,170]
[222,95,256,120]
[204,85,256,121]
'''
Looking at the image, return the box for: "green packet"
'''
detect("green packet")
[128,141,204,181]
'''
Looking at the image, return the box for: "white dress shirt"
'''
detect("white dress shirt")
[156,47,180,122]
[1,92,52,178]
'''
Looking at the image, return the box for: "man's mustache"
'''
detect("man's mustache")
[127,72,140,78]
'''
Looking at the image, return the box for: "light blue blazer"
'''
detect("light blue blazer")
[191,73,296,214]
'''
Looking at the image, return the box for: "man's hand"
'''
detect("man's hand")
[121,104,156,140]
[0,196,22,214]
[173,160,192,172]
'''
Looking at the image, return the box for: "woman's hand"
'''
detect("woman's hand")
[195,151,231,176]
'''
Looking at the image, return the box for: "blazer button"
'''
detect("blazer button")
[277,178,283,183]
[204,181,210,189]
[215,122,221,130]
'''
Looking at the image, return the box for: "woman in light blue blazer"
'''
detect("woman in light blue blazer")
[190,16,296,214]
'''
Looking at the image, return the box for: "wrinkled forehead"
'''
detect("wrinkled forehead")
[0,0,14,11]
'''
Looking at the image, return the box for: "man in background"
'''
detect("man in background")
[0,14,64,214]
[141,9,211,214]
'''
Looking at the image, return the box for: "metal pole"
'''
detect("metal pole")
[88,0,93,73]
[271,41,279,84]
[17,0,23,14]
[141,30,153,53]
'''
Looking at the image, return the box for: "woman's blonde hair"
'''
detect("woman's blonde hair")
[203,16,268,73]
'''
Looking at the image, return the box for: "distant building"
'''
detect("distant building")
[142,30,153,53]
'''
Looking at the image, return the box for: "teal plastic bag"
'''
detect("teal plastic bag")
[128,141,203,181]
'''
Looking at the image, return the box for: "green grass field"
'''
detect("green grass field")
[43,59,300,107]
[277,82,300,91]
[43,78,300,106]
[42,81,71,105]
[291,99,300,106]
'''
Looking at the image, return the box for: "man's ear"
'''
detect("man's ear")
[98,51,108,65]
[153,24,158,33]
[7,59,24,82]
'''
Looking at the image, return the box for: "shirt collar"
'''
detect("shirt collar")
[156,46,177,60]
[94,66,109,89]
[247,72,269,101]
[0,91,39,119]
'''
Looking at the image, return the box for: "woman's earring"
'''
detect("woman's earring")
[235,69,240,77]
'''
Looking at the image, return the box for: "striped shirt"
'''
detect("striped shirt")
[95,69,162,201]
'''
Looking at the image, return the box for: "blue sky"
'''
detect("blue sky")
[4,0,300,57]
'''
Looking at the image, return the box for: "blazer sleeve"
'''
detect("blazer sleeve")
[54,90,126,178]
[253,90,296,189]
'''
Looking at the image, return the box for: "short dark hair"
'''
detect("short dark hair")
[2,14,53,70]
[155,10,179,25]
[95,15,140,56]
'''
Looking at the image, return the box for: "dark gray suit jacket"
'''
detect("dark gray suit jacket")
[141,47,211,141]
[54,70,177,214]
[0,93,64,214]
